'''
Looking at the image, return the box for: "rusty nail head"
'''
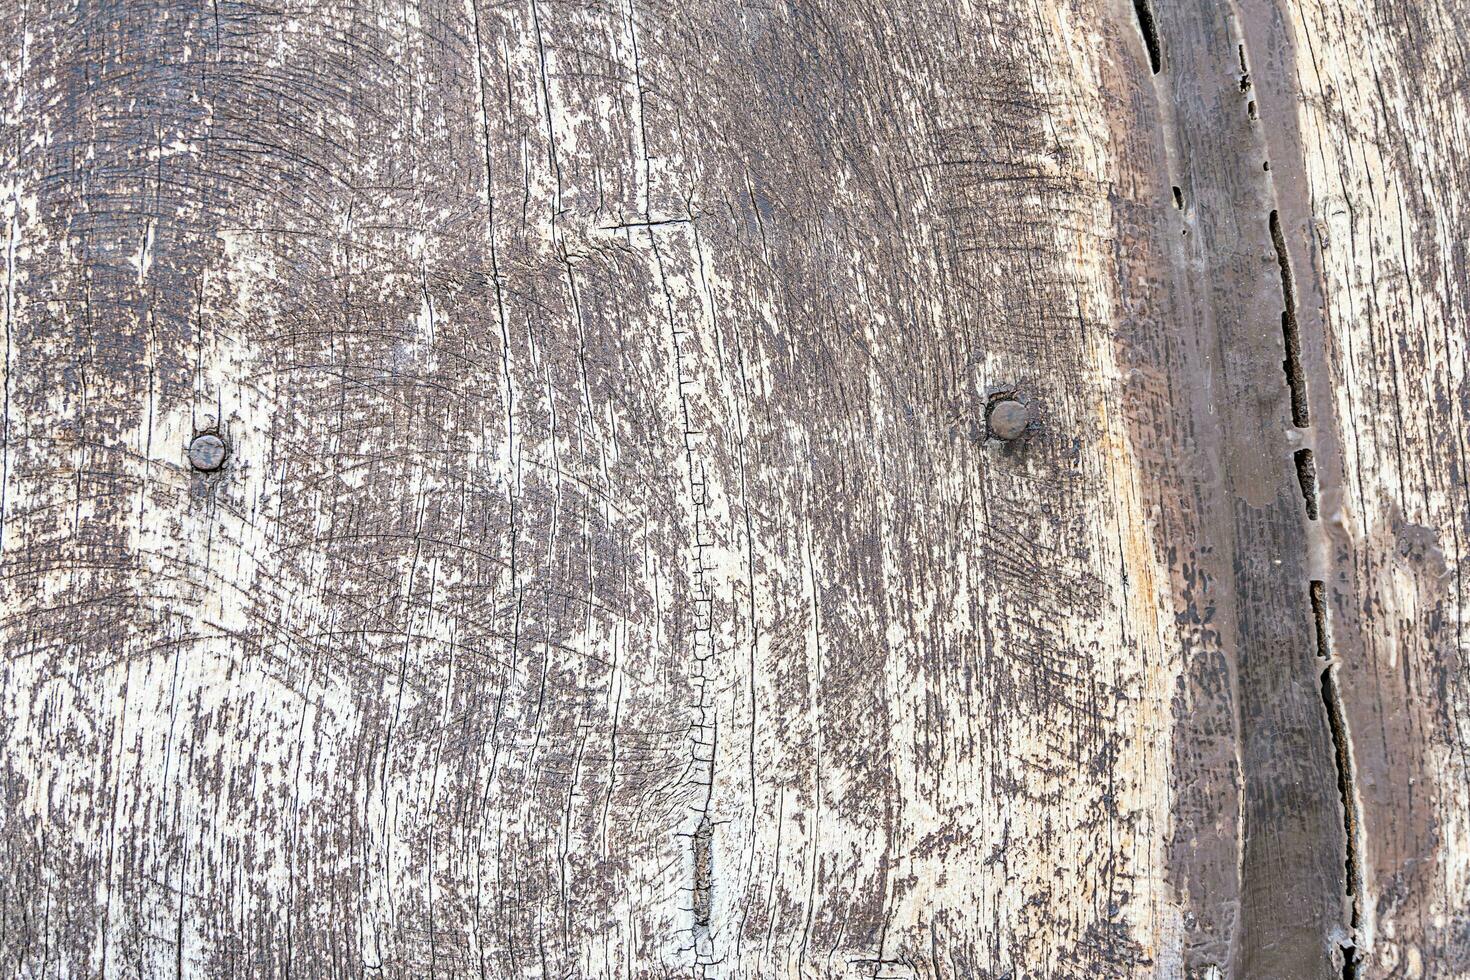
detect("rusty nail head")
[188,433,228,472]
[987,399,1029,441]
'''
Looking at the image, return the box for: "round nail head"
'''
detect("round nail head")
[988,400,1028,441]
[188,434,227,472]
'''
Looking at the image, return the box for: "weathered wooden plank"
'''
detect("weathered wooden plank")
[0,0,1465,977]
[1120,1,1352,975]
[1276,0,1470,973]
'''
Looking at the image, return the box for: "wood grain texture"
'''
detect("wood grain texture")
[0,0,1464,977]
[1279,0,1470,973]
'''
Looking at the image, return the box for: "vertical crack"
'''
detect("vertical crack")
[1309,580,1330,660]
[1275,197,1356,969]
[1295,448,1319,520]
[1270,210,1310,427]
[1133,0,1163,73]
[693,815,713,929]
[1321,663,1363,977]
[1268,148,1357,975]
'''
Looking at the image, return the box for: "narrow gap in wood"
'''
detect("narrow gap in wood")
[1239,45,1256,118]
[1171,185,1184,209]
[1255,30,1358,979]
[1321,663,1362,978]
[693,815,713,929]
[1132,0,1162,74]
[1310,580,1330,660]
[1295,448,1320,520]
[1270,209,1310,427]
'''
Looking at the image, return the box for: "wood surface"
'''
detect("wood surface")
[0,0,1465,977]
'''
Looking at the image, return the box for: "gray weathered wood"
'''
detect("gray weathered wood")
[1,0,1465,976]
